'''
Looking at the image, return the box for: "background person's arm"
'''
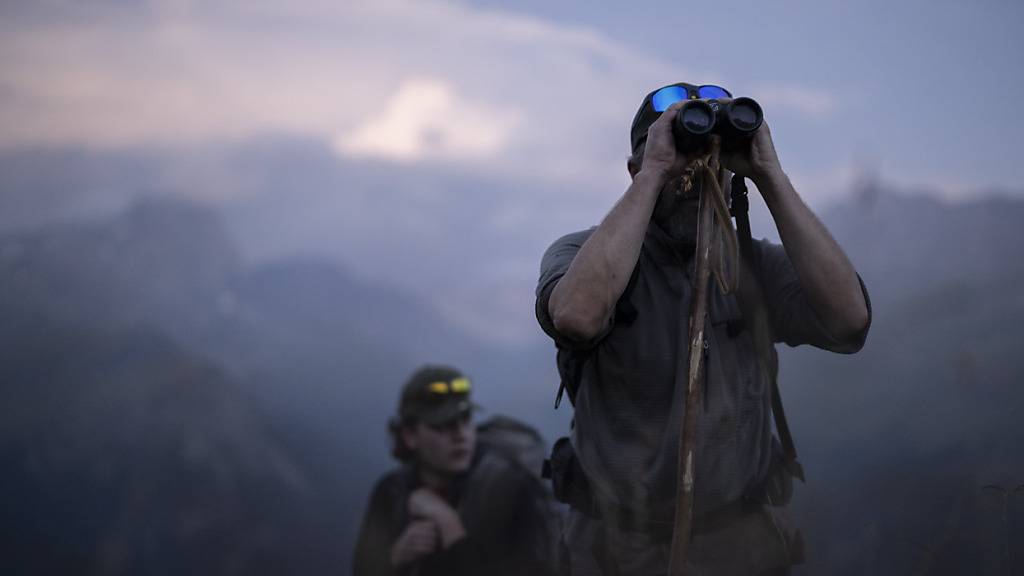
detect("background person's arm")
[408,487,466,549]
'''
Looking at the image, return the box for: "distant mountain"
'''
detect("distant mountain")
[0,320,340,574]
[0,196,524,573]
[0,198,238,339]
[0,193,477,408]
[777,190,1024,574]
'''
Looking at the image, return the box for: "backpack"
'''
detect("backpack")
[476,414,548,479]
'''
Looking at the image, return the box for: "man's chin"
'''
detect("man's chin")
[653,219,697,255]
[446,452,473,473]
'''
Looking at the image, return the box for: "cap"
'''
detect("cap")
[630,82,697,155]
[397,365,479,426]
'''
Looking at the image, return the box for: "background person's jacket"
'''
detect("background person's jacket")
[352,448,558,576]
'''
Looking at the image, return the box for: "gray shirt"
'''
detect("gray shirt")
[535,225,869,517]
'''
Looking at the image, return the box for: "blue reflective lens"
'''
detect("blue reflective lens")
[697,85,731,99]
[651,86,688,112]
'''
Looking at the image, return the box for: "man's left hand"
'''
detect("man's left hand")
[717,107,871,347]
[719,113,784,186]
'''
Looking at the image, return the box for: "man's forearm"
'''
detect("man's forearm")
[755,169,870,343]
[549,168,666,341]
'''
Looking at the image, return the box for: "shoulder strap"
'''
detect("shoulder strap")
[553,262,642,409]
[731,175,804,482]
[553,347,579,409]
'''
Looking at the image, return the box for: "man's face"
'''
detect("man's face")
[629,149,733,253]
[404,413,476,475]
[652,174,700,237]
[630,150,701,250]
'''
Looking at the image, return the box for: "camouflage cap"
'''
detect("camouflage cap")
[397,365,479,426]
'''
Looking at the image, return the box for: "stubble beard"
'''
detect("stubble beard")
[652,177,700,257]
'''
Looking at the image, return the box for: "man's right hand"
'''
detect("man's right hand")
[547,101,691,343]
[639,100,692,179]
[389,519,438,567]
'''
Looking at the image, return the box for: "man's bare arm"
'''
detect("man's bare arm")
[548,101,690,342]
[758,168,869,345]
[725,121,869,346]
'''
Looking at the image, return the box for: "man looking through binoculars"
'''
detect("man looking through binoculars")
[536,82,871,575]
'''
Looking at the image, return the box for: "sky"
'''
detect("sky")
[2,0,1023,344]
[3,0,1022,194]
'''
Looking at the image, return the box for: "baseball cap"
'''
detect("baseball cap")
[397,365,479,426]
[630,82,733,155]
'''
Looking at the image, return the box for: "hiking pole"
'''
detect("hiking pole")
[667,153,719,576]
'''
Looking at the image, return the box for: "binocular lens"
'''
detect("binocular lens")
[671,96,762,153]
[730,105,758,129]
[680,104,714,134]
[727,98,763,132]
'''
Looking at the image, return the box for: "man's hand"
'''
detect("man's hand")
[640,100,693,179]
[389,519,438,567]
[408,488,466,548]
[547,100,687,343]
[717,105,784,186]
[719,109,870,347]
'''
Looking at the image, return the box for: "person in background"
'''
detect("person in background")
[353,364,557,576]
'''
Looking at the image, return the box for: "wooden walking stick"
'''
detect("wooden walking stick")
[667,140,737,576]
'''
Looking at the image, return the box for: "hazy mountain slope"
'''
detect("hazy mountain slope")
[0,321,336,574]
[776,191,1024,574]
[0,197,517,572]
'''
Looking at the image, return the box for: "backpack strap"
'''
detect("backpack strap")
[731,174,804,482]
[553,263,642,409]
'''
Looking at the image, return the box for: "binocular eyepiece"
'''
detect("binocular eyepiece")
[672,97,763,154]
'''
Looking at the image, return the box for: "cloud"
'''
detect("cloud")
[0,0,675,183]
[752,83,839,119]
[334,78,522,162]
[0,0,690,346]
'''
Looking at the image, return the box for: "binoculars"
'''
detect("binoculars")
[672,97,763,154]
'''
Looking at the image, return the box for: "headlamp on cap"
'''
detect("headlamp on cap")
[398,365,479,426]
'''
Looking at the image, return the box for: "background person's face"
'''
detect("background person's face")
[406,414,476,475]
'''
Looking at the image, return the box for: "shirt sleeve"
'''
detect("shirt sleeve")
[755,239,872,353]
[352,476,402,576]
[534,228,601,349]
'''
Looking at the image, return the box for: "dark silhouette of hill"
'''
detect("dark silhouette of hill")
[0,320,338,574]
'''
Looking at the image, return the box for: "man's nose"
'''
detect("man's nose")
[450,419,470,440]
